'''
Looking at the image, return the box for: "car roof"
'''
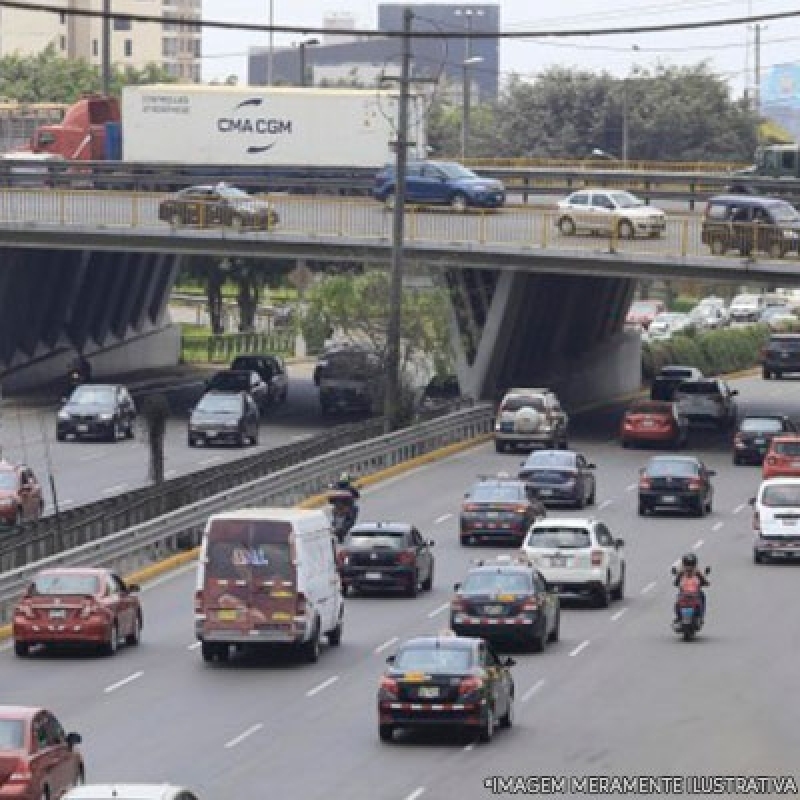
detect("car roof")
[201,389,245,398]
[349,522,411,534]
[71,384,119,391]
[708,194,787,205]
[465,564,533,577]
[530,517,596,528]
[760,476,800,486]
[769,333,800,339]
[628,401,673,412]
[523,449,577,462]
[647,455,701,465]
[0,706,39,721]
[471,477,526,488]
[63,786,190,800]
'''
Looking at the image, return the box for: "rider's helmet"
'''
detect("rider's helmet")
[338,471,351,486]
[681,552,698,569]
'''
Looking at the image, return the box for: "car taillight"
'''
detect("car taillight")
[513,505,529,514]
[753,511,761,532]
[766,456,777,466]
[521,599,539,611]
[296,592,308,616]
[688,479,703,490]
[397,550,416,565]
[639,477,651,489]
[590,550,603,567]
[379,677,399,699]
[458,676,484,698]
[9,762,32,783]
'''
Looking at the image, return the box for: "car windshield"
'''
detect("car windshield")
[394,646,472,673]
[462,572,532,593]
[647,459,700,478]
[526,527,591,549]
[0,720,24,750]
[609,191,643,208]
[196,394,241,413]
[740,418,785,433]
[733,295,759,305]
[501,396,545,412]
[775,440,800,456]
[436,163,476,180]
[346,530,405,548]
[468,485,523,503]
[69,386,114,405]
[629,302,660,314]
[768,202,800,223]
[522,452,574,468]
[31,573,100,596]
[209,373,250,390]
[660,367,695,378]
[218,186,251,200]
[629,402,671,415]
[0,472,17,490]
[761,484,800,507]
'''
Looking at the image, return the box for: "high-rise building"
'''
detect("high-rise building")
[322,12,362,46]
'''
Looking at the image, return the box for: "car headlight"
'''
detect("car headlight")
[99,413,113,421]
[57,411,69,420]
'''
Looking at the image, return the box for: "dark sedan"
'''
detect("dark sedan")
[733,415,798,465]
[231,354,289,404]
[450,558,560,652]
[158,183,279,230]
[56,384,136,442]
[377,635,515,744]
[337,522,434,597]
[206,369,269,412]
[638,456,715,517]
[187,390,259,447]
[460,477,546,546]
[518,449,596,508]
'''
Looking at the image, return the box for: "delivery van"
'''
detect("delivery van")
[195,508,344,663]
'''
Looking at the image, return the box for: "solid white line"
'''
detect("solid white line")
[712,522,723,531]
[290,434,308,441]
[306,675,339,697]
[427,602,449,618]
[693,539,704,550]
[598,499,613,510]
[641,581,657,594]
[224,723,263,749]
[434,513,452,524]
[734,504,745,514]
[187,642,201,650]
[625,483,637,492]
[374,636,398,654]
[404,789,426,800]
[569,640,590,657]
[104,671,143,694]
[610,608,628,622]
[101,483,128,495]
[521,679,545,704]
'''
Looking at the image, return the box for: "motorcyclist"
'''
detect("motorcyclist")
[333,471,360,502]
[67,352,91,384]
[673,552,709,623]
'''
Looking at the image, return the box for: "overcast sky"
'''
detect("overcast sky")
[202,0,800,97]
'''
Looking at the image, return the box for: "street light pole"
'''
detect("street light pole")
[267,0,274,86]
[461,56,482,161]
[102,0,111,95]
[622,83,628,165]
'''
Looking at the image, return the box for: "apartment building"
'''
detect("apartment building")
[0,0,201,82]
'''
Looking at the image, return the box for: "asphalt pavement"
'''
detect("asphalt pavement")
[2,371,799,798]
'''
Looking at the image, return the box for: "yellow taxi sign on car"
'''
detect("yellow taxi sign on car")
[402,671,428,682]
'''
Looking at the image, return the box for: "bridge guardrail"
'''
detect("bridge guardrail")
[180,331,296,363]
[0,403,494,624]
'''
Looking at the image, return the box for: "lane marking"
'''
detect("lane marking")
[521,679,545,704]
[199,456,222,466]
[598,499,613,510]
[101,483,128,495]
[104,671,143,694]
[374,636,398,654]
[569,640,590,657]
[734,504,745,514]
[712,522,723,531]
[79,453,106,462]
[610,608,628,622]
[165,469,177,478]
[404,789,426,800]
[463,743,475,752]
[641,581,657,594]
[427,602,449,618]
[625,483,637,492]
[187,642,201,650]
[434,513,452,524]
[693,539,704,550]
[306,675,339,697]
[60,498,75,507]
[224,723,263,749]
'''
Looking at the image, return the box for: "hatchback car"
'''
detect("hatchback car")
[158,183,279,229]
[64,786,200,800]
[762,333,800,379]
[13,567,142,657]
[620,400,688,449]
[751,478,800,563]
[638,455,715,517]
[673,378,738,429]
[230,354,289,405]
[0,706,83,799]
[556,189,666,238]
[205,369,269,412]
[56,384,136,442]
[763,436,800,480]
[0,461,44,528]
[187,390,259,447]
[517,449,596,508]
[377,634,514,744]
[650,365,704,402]
[450,556,560,652]
[733,415,797,465]
[337,522,434,597]
[521,519,625,607]
[460,476,546,546]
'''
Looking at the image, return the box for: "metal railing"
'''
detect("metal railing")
[0,403,493,623]
[181,331,295,364]
[462,157,749,173]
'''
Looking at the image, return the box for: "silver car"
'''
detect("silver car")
[556,189,666,239]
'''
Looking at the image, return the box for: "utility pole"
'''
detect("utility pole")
[267,0,275,86]
[102,0,111,95]
[461,13,472,160]
[754,23,762,117]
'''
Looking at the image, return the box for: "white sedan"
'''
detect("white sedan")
[556,189,666,239]
[520,518,625,607]
[648,312,691,341]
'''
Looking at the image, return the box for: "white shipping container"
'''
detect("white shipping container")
[120,85,427,167]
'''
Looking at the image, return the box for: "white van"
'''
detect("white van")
[194,508,344,663]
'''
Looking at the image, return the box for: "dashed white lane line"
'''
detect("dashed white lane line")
[734,504,746,514]
[199,456,222,466]
[610,608,628,622]
[165,469,177,478]
[641,581,657,595]
[224,723,263,749]
[463,743,475,752]
[187,642,201,650]
[598,499,613,510]
[712,522,724,531]
[434,513,452,524]
[569,640,590,658]
[427,602,449,618]
[306,675,339,697]
[104,671,143,694]
[521,679,545,704]
[625,483,637,492]
[101,483,128,495]
[404,789,426,800]
[79,453,106,462]
[693,539,705,550]
[374,636,398,654]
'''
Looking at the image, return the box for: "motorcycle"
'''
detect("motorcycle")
[671,565,710,641]
[328,489,358,543]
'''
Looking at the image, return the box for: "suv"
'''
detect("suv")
[372,160,506,212]
[673,378,738,429]
[762,333,800,379]
[494,388,569,452]
[701,194,800,258]
[650,365,704,402]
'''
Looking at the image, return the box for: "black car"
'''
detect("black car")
[762,333,800,380]
[206,369,269,411]
[377,635,515,744]
[337,522,434,597]
[650,365,704,402]
[518,449,596,508]
[56,384,136,442]
[638,455,715,517]
[460,476,546,546]
[158,183,279,230]
[230,354,289,404]
[188,390,259,447]
[450,557,560,652]
[733,415,798,465]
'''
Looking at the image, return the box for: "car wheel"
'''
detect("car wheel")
[499,696,514,729]
[384,192,396,211]
[405,571,418,598]
[56,431,66,442]
[754,550,765,565]
[587,485,596,505]
[108,421,120,443]
[733,454,742,466]
[188,435,196,448]
[706,496,713,514]
[300,619,321,663]
[101,621,119,656]
[775,371,783,380]
[621,439,630,449]
[494,440,506,453]
[574,492,585,510]
[251,427,259,446]
[40,786,50,800]
[763,368,772,380]
[235,432,245,447]
[618,219,635,239]
[694,498,705,518]
[125,613,142,646]
[326,611,343,647]
[421,563,434,591]
[595,579,611,608]
[529,626,547,653]
[558,216,576,236]
[478,707,495,743]
[611,566,625,601]
[709,236,727,255]
[548,609,560,642]
[460,535,471,547]
[13,641,29,658]
[450,192,468,213]
[379,724,395,743]
[638,500,648,516]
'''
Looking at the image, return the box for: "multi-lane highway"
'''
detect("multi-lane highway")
[3,371,799,798]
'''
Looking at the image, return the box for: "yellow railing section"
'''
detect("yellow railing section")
[463,157,748,173]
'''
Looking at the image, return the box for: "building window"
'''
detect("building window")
[192,64,201,82]
[124,39,132,57]
[162,38,178,57]
[92,39,98,57]
[59,12,66,24]
[113,18,132,31]
[59,35,66,50]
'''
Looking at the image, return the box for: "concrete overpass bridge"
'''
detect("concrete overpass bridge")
[2,190,798,406]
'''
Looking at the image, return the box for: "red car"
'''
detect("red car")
[621,400,688,449]
[0,462,44,528]
[762,435,800,480]
[0,705,83,800]
[13,568,142,657]
[626,300,666,330]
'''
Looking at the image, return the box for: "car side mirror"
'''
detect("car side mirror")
[670,566,677,575]
[588,463,596,469]
[66,732,81,748]
[386,655,395,664]
[704,566,711,575]
[453,582,461,591]
[615,539,625,548]
[749,497,756,506]
[503,657,516,667]
[707,470,717,477]
[732,389,739,396]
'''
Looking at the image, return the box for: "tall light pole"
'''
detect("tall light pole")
[295,37,319,87]
[266,0,274,86]
[461,56,483,160]
[102,0,111,95]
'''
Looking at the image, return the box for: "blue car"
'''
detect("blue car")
[372,160,505,212]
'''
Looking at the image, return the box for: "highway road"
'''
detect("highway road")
[2,371,799,799]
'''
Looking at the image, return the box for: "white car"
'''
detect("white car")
[729,293,765,324]
[556,189,666,239]
[673,378,738,429]
[648,312,691,341]
[751,477,800,564]
[520,518,625,607]
[64,787,199,800]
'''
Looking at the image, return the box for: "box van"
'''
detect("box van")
[195,508,344,664]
